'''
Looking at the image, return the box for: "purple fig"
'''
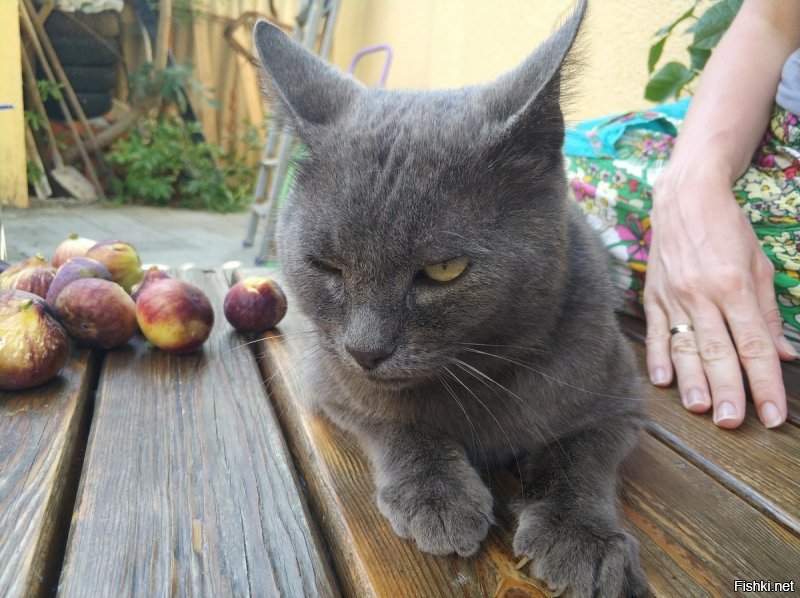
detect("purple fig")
[54,278,138,350]
[0,289,69,390]
[46,257,113,307]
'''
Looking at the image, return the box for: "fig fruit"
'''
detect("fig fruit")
[0,290,69,390]
[46,257,113,306]
[0,254,56,298]
[136,278,214,353]
[0,255,43,284]
[54,278,138,349]
[131,266,172,302]
[224,277,287,333]
[52,233,97,268]
[85,240,143,293]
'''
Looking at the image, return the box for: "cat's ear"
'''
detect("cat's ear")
[253,21,361,140]
[482,0,587,153]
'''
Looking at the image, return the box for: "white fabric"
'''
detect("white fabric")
[776,48,800,116]
[54,0,123,13]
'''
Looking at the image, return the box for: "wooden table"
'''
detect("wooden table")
[1,268,798,597]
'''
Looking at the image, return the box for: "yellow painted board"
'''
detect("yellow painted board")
[0,0,27,208]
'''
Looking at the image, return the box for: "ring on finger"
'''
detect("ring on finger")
[670,323,694,336]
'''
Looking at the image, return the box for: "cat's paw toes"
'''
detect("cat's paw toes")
[513,504,648,598]
[377,481,494,557]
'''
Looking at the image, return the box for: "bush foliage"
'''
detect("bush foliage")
[645,0,742,102]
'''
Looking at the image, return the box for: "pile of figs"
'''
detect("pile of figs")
[0,235,287,391]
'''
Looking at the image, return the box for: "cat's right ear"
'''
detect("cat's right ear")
[253,21,361,141]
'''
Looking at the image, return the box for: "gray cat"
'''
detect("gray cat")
[254,1,648,595]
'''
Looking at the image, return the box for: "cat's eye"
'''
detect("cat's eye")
[307,255,342,274]
[421,256,470,283]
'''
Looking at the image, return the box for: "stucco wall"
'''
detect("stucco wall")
[328,0,695,121]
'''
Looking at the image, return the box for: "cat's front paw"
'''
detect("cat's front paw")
[376,474,494,557]
[513,501,648,598]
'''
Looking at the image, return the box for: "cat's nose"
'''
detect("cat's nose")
[346,345,394,370]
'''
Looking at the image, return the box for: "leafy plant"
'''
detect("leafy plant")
[108,59,260,212]
[128,62,220,112]
[36,79,63,102]
[107,116,256,213]
[26,159,44,186]
[24,109,47,132]
[24,79,63,132]
[645,0,742,102]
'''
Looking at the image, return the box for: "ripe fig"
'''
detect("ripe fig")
[131,266,172,302]
[223,277,287,333]
[46,257,113,306]
[52,233,97,268]
[54,278,138,350]
[85,240,143,293]
[0,255,44,285]
[0,290,69,391]
[136,278,214,353]
[0,254,56,298]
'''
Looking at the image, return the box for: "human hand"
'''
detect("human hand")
[644,168,796,428]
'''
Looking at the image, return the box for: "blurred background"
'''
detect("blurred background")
[1,0,721,265]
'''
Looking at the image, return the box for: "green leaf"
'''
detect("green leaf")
[645,62,695,102]
[688,46,711,71]
[24,110,46,131]
[648,37,667,73]
[36,79,63,102]
[688,0,743,50]
[655,4,696,37]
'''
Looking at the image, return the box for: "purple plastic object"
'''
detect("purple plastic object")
[347,44,393,88]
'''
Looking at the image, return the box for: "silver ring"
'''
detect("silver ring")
[670,324,694,336]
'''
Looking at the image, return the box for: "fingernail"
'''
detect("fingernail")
[683,388,708,411]
[778,336,799,359]
[760,401,784,428]
[713,401,739,426]
[650,367,667,385]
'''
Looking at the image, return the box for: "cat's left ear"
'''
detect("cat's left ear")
[481,0,587,153]
[253,20,362,141]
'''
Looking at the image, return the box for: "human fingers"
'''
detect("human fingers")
[688,304,746,428]
[754,253,798,362]
[723,298,787,428]
[644,297,673,387]
[665,317,712,413]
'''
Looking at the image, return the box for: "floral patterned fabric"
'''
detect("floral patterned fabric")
[563,100,800,347]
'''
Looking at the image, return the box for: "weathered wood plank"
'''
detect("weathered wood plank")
[58,269,338,597]
[0,346,98,597]
[621,435,800,594]
[254,285,800,597]
[620,317,800,533]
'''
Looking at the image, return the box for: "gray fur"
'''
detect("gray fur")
[255,1,648,595]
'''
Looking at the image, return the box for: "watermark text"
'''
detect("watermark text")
[734,580,795,593]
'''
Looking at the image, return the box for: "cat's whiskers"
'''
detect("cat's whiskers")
[460,346,646,402]
[455,341,550,356]
[258,342,323,421]
[442,365,524,501]
[436,374,490,477]
[439,230,492,254]
[452,358,574,498]
[257,341,321,389]
[192,329,318,377]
